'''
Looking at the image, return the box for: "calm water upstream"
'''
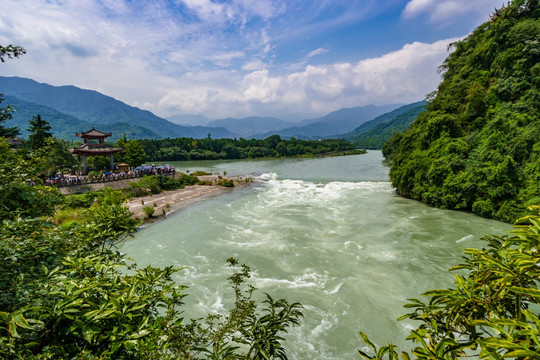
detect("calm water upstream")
[120,151,511,359]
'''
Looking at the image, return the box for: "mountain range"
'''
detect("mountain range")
[0,76,235,140]
[0,76,417,141]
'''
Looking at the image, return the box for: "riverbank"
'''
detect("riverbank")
[127,175,255,224]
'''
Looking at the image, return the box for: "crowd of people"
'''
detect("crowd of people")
[43,164,176,187]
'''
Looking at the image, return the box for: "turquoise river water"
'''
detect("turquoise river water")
[120,151,511,359]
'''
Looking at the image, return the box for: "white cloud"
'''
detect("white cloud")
[155,38,459,118]
[402,0,435,18]
[306,47,329,59]
[0,0,484,120]
[402,0,498,22]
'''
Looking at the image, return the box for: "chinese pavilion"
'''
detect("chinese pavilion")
[70,128,123,172]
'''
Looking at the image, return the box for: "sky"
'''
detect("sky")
[0,0,501,121]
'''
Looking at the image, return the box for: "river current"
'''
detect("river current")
[120,151,510,359]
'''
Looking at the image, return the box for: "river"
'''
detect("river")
[120,151,511,359]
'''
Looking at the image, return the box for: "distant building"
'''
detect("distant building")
[70,128,123,172]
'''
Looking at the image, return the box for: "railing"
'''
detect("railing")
[47,171,175,188]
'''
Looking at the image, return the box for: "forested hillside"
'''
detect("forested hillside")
[140,136,362,161]
[383,0,540,222]
[342,101,426,149]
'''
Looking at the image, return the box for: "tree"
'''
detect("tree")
[0,44,26,62]
[27,114,52,150]
[116,135,147,167]
[0,96,19,138]
[0,138,62,220]
[34,137,78,176]
[0,45,25,137]
[0,136,303,359]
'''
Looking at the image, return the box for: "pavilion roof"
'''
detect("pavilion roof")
[70,144,123,156]
[75,127,112,138]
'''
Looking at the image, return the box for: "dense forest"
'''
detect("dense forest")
[344,102,426,149]
[139,135,364,161]
[383,0,540,222]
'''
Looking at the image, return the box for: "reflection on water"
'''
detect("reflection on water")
[121,152,510,359]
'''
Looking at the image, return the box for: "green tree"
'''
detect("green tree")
[27,114,52,150]
[0,96,19,138]
[0,44,26,62]
[34,137,78,176]
[0,138,62,220]
[0,133,302,359]
[384,0,540,222]
[116,135,146,167]
[0,45,25,138]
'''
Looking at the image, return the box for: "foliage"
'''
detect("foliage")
[0,45,26,62]
[115,134,147,167]
[139,136,360,161]
[32,137,78,176]
[217,178,235,187]
[123,173,199,198]
[349,104,426,149]
[358,212,540,360]
[343,102,426,149]
[0,138,62,220]
[191,170,212,176]
[0,96,20,138]
[383,0,540,222]
[26,114,52,150]
[142,205,155,217]
[0,140,303,359]
[0,45,24,137]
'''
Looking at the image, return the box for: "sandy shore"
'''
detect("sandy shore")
[127,175,255,224]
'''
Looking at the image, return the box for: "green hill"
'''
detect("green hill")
[0,76,236,139]
[5,96,162,140]
[383,0,540,222]
[342,101,426,149]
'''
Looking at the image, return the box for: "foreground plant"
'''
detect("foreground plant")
[358,213,540,359]
[0,135,303,359]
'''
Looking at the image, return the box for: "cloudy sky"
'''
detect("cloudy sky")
[0,0,500,120]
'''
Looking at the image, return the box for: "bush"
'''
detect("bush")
[142,205,155,217]
[157,175,181,190]
[191,170,211,176]
[63,192,99,209]
[177,173,199,186]
[138,175,161,194]
[217,178,235,187]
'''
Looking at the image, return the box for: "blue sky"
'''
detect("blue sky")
[0,0,500,120]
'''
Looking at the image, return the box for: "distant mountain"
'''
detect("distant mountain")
[167,114,211,126]
[207,116,293,138]
[342,101,426,149]
[4,95,162,140]
[0,76,236,139]
[255,104,402,139]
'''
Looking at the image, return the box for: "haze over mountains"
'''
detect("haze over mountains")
[0,76,418,142]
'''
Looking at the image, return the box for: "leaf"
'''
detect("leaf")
[503,349,540,358]
[509,286,540,298]
[11,313,34,330]
[359,331,378,353]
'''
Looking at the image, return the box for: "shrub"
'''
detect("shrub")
[138,175,161,194]
[191,170,211,176]
[142,205,155,217]
[177,173,199,186]
[217,178,235,187]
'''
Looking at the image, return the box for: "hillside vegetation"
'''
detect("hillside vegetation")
[343,101,426,149]
[383,0,540,222]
